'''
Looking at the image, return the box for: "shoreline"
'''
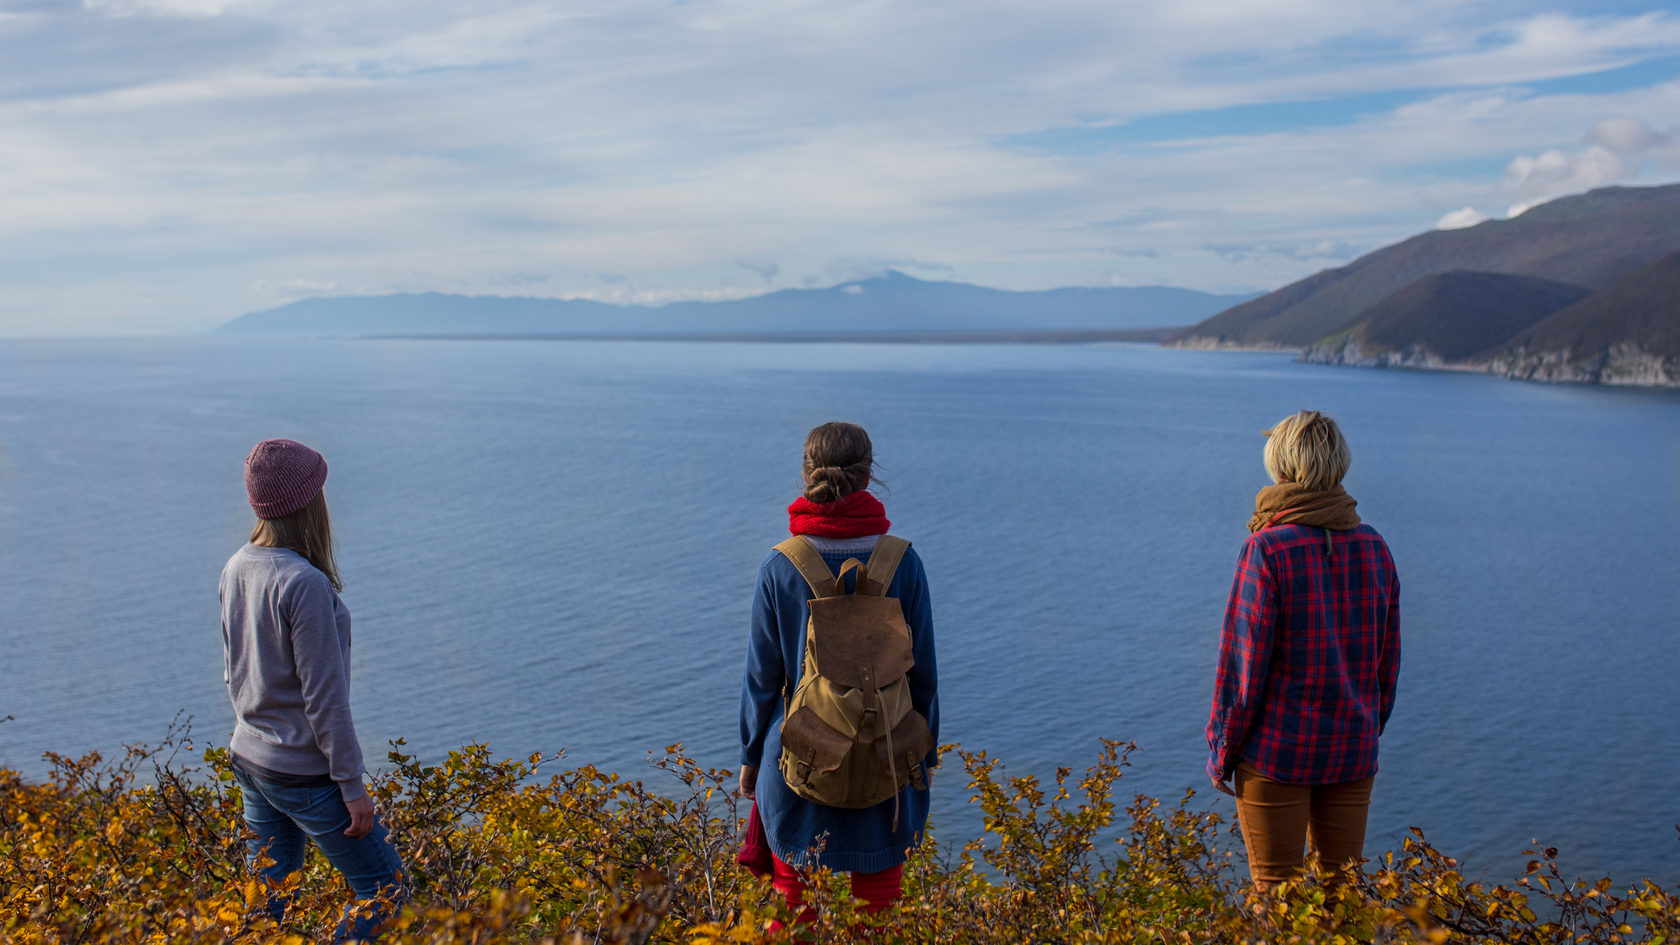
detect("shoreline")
[355,327,1184,345]
[1173,338,1680,390]
[1161,338,1303,353]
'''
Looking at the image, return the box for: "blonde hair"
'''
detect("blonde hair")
[1262,410,1351,490]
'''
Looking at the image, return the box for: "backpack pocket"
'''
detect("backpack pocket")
[780,705,852,798]
[874,709,935,791]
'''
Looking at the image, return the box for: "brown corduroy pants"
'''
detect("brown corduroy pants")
[1233,761,1375,890]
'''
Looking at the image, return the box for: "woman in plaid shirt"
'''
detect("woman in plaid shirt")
[1205,410,1401,891]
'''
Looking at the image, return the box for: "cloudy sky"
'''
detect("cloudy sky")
[4,0,1680,335]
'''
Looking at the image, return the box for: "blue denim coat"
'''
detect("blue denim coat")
[739,535,939,873]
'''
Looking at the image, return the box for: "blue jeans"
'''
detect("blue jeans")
[232,761,406,942]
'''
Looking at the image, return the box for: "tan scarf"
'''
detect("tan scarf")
[1248,482,1361,534]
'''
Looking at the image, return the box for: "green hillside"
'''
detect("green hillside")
[1304,271,1590,364]
[1172,183,1680,348]
[1506,250,1680,358]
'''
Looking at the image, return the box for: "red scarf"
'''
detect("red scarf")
[787,491,891,538]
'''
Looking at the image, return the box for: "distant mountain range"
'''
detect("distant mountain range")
[219,271,1254,338]
[1171,183,1680,387]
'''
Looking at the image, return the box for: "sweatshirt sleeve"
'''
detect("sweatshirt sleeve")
[218,569,231,686]
[739,556,786,768]
[284,575,367,802]
[900,551,939,757]
[1206,538,1276,782]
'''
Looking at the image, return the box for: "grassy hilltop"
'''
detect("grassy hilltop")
[3,730,1677,944]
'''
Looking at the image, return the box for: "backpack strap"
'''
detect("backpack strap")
[773,537,837,598]
[771,536,837,708]
[862,535,910,596]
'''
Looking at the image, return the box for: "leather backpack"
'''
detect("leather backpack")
[773,535,935,825]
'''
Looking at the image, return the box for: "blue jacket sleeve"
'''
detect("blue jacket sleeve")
[900,551,939,764]
[739,556,785,768]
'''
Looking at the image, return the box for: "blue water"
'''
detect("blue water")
[1,337,1677,885]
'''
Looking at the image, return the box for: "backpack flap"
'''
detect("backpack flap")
[807,596,915,688]
[780,704,852,790]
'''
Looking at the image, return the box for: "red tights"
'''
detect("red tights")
[769,853,902,928]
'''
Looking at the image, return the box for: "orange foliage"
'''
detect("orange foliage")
[2,723,1676,944]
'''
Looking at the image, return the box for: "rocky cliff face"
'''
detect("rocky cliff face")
[1489,343,1680,387]
[1301,337,1680,386]
[1301,340,1680,386]
[1171,336,1299,351]
[1300,338,1455,370]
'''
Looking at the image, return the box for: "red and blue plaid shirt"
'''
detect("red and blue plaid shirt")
[1206,522,1400,785]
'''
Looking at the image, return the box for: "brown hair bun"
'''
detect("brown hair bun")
[802,422,876,503]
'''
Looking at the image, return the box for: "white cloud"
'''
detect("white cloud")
[565,285,760,306]
[1435,206,1489,229]
[1586,115,1674,154]
[253,278,344,298]
[81,0,268,18]
[4,2,1680,332]
[736,259,780,283]
[1504,146,1625,216]
[1503,116,1680,216]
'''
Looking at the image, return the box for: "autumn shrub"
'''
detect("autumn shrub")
[1,722,1676,944]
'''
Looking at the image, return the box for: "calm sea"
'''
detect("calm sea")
[1,337,1677,884]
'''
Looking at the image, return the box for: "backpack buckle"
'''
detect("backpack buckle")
[907,759,926,790]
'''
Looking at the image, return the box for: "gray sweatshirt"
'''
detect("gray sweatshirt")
[220,543,366,802]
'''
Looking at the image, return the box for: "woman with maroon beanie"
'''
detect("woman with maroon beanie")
[1206,410,1401,891]
[738,421,939,927]
[220,438,404,941]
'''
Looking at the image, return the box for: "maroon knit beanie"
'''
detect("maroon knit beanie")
[244,438,328,520]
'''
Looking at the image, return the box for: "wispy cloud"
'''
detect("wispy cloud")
[80,0,266,18]
[252,277,344,298]
[1435,206,1490,229]
[823,257,957,283]
[1504,115,1680,215]
[736,259,779,284]
[2,1,1678,333]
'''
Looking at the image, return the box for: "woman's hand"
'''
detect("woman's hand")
[1212,775,1235,796]
[739,764,757,799]
[344,793,376,837]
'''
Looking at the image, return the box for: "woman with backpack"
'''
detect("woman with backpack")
[1205,410,1401,891]
[220,438,405,941]
[738,421,939,927]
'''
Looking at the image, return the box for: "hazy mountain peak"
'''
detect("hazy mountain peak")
[220,272,1256,337]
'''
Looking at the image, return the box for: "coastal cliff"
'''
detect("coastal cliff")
[1299,339,1680,387]
[1488,343,1680,387]
[1174,184,1680,388]
[1297,249,1680,387]
[1299,340,1463,372]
